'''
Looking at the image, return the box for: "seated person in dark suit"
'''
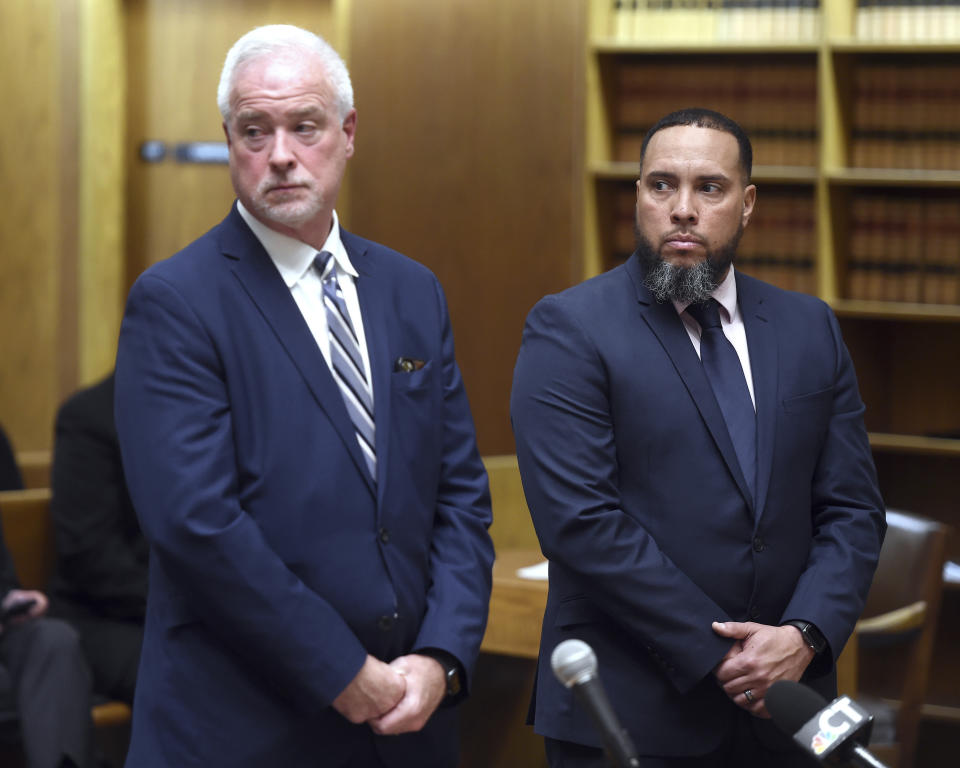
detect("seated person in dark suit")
[0,424,95,768]
[48,373,145,705]
[0,423,23,491]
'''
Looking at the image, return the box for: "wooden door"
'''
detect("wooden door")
[124,0,342,286]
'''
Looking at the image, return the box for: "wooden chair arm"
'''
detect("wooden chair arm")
[855,600,927,635]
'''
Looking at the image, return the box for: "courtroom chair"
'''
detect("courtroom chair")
[14,450,52,491]
[0,488,132,761]
[844,509,950,768]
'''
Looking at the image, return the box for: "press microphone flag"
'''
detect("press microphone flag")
[767,680,889,768]
[551,639,641,768]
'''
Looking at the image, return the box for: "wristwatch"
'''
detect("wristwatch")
[783,620,827,655]
[419,648,462,700]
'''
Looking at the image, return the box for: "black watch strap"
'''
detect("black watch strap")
[417,648,462,699]
[783,619,827,655]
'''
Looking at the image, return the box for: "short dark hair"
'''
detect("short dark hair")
[639,108,753,183]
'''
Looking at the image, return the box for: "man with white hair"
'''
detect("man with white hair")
[115,25,494,767]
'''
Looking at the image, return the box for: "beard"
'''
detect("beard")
[635,222,743,304]
[252,178,325,227]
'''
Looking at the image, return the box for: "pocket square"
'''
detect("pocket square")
[394,357,426,373]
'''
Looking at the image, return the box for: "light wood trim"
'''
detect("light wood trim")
[590,161,818,184]
[58,0,81,401]
[15,450,52,490]
[591,40,820,54]
[830,299,960,322]
[91,700,132,728]
[823,0,856,39]
[483,455,538,552]
[856,601,927,635]
[78,0,126,385]
[867,433,960,457]
[827,168,960,187]
[0,488,54,591]
[482,549,547,659]
[829,41,960,53]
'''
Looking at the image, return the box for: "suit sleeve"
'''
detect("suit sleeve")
[51,385,148,619]
[511,296,735,693]
[412,277,494,696]
[779,306,886,671]
[115,273,367,712]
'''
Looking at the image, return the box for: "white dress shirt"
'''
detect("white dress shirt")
[236,202,374,395]
[674,266,756,408]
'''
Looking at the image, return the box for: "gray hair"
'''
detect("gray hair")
[217,24,354,123]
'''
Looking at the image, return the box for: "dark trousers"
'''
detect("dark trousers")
[544,708,818,768]
[0,618,94,768]
[52,606,142,705]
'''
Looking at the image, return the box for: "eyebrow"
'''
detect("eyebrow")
[644,170,731,184]
[234,105,324,123]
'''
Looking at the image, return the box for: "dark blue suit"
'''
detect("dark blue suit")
[115,205,494,767]
[510,255,885,757]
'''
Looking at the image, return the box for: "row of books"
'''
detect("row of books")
[607,184,818,294]
[605,1,822,43]
[847,192,960,305]
[851,61,960,170]
[613,59,818,167]
[856,0,960,42]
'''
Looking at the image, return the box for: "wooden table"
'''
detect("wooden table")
[481,549,548,659]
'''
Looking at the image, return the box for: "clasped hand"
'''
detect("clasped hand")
[332,653,447,735]
[711,621,814,718]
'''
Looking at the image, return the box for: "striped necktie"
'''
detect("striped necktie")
[687,298,756,504]
[315,251,376,483]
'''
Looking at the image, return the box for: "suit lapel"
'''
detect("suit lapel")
[344,231,391,512]
[625,257,755,512]
[737,273,777,523]
[219,207,376,497]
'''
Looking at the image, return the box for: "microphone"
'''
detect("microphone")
[766,680,889,768]
[551,639,641,768]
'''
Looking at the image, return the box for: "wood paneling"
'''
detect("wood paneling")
[0,0,68,451]
[346,0,585,454]
[123,0,341,285]
[78,0,126,384]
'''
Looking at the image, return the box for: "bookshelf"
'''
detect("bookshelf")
[583,0,960,755]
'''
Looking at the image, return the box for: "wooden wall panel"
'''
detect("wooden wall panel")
[0,0,67,451]
[346,0,585,455]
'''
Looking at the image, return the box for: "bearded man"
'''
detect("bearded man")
[510,108,885,767]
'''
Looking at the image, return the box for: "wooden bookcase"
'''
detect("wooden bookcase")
[582,0,960,758]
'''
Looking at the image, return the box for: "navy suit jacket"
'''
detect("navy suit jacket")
[115,205,494,767]
[510,255,885,756]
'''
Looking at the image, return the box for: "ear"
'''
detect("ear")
[741,184,757,228]
[222,122,232,148]
[342,109,357,158]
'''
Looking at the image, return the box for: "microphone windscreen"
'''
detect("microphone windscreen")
[551,639,597,688]
[767,680,828,736]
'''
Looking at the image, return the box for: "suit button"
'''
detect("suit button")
[749,605,760,620]
[753,536,765,552]
[378,614,396,632]
[379,528,390,544]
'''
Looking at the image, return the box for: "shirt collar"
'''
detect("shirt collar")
[673,265,739,321]
[236,201,357,287]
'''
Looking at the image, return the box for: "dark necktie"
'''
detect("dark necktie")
[315,251,376,483]
[687,299,756,503]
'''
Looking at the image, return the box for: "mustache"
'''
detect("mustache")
[258,177,314,195]
[661,231,704,245]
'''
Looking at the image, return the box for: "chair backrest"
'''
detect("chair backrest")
[857,509,950,768]
[862,509,948,620]
[0,489,55,590]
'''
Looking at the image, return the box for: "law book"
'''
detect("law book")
[900,197,925,303]
[863,194,888,302]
